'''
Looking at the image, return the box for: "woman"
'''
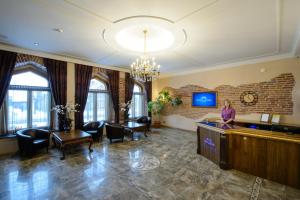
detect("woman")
[221,99,236,124]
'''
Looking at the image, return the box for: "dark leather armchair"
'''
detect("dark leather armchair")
[136,116,151,131]
[82,121,104,142]
[105,123,125,143]
[16,128,50,157]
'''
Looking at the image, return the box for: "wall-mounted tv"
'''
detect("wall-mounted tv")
[192,91,218,107]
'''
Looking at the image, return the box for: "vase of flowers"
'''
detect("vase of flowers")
[120,100,132,121]
[52,103,80,132]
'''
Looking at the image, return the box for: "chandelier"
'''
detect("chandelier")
[130,30,160,82]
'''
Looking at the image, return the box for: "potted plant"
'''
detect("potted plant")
[148,100,164,128]
[148,90,182,128]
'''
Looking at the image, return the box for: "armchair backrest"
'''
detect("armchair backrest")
[16,128,50,139]
[83,121,104,131]
[136,116,151,123]
[105,124,124,139]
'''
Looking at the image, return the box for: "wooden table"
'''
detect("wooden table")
[52,130,93,160]
[121,122,148,141]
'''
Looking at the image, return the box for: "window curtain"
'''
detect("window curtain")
[0,50,17,134]
[0,50,17,108]
[144,81,152,116]
[74,64,93,129]
[44,58,67,105]
[107,70,120,123]
[44,58,67,130]
[125,72,134,120]
[0,101,8,134]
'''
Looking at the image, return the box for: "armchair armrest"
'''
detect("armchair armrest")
[81,123,88,131]
[16,132,34,142]
[98,121,104,129]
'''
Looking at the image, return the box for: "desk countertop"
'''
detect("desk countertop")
[197,120,300,144]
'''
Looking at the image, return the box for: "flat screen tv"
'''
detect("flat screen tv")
[192,92,217,107]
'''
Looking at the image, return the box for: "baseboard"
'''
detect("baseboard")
[160,125,196,133]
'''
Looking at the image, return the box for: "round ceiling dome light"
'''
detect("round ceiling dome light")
[103,16,186,55]
[115,25,174,53]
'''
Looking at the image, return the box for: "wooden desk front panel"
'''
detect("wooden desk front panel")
[229,134,300,188]
[198,127,220,165]
[228,134,267,178]
[266,140,300,188]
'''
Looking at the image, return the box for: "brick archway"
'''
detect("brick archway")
[15,53,46,71]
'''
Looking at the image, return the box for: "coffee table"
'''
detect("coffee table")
[122,122,148,141]
[52,130,93,160]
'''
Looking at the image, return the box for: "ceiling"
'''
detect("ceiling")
[0,0,300,76]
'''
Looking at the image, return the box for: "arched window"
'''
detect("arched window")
[7,70,51,130]
[129,84,145,118]
[84,78,109,122]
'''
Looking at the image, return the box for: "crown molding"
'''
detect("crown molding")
[160,52,294,78]
[0,43,129,72]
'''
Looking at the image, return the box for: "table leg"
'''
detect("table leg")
[52,137,57,148]
[89,140,93,152]
[144,128,148,137]
[60,145,65,160]
[131,131,134,141]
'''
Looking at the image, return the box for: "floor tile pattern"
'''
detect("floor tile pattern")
[0,128,299,200]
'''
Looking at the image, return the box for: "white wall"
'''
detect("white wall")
[153,58,300,131]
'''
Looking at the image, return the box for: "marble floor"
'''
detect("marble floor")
[0,128,299,200]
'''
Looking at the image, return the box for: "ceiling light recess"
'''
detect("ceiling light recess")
[53,28,63,33]
[116,25,174,53]
[103,16,186,54]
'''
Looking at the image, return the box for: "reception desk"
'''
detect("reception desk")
[197,120,300,189]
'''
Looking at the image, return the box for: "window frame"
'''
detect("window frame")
[130,83,146,119]
[84,78,110,122]
[6,68,51,131]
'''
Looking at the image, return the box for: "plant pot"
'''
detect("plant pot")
[58,114,66,131]
[63,118,72,132]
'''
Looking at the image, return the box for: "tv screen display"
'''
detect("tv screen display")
[192,92,217,107]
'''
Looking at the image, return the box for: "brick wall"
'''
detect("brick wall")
[162,73,295,119]
[92,66,108,76]
[15,53,46,70]
[119,72,125,122]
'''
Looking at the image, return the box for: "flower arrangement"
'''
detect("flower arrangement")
[52,103,80,131]
[52,103,80,115]
[120,100,132,112]
[120,100,132,120]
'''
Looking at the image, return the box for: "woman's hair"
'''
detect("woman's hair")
[224,99,232,108]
